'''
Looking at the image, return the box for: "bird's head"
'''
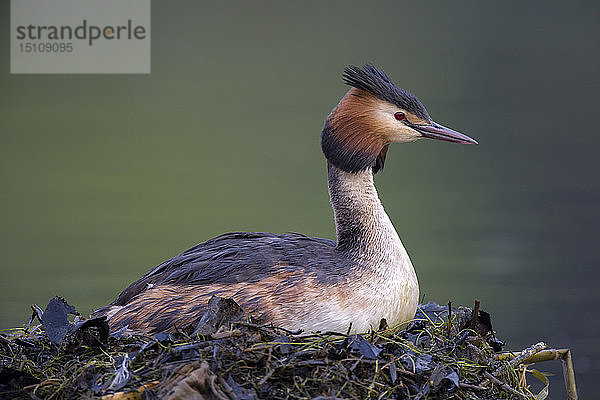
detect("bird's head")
[321,64,477,173]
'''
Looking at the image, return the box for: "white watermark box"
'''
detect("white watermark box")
[11,0,151,74]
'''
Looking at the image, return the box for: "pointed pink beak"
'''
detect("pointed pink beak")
[413,122,478,145]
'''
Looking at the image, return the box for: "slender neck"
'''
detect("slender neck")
[327,162,403,261]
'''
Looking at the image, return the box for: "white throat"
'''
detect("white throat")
[327,162,419,329]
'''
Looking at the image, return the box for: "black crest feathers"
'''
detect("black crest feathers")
[343,64,430,121]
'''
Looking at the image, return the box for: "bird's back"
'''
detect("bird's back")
[96,232,361,333]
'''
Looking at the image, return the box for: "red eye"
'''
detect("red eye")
[394,112,406,121]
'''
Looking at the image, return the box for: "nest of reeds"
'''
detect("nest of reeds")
[0,297,576,399]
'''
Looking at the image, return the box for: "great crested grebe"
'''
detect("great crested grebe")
[94,64,477,334]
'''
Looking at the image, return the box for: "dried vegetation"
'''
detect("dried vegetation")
[0,297,577,399]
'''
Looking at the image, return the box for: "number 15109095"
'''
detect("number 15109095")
[19,42,73,53]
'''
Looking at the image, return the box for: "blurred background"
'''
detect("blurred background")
[1,1,598,397]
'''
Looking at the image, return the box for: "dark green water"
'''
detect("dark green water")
[1,2,599,397]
